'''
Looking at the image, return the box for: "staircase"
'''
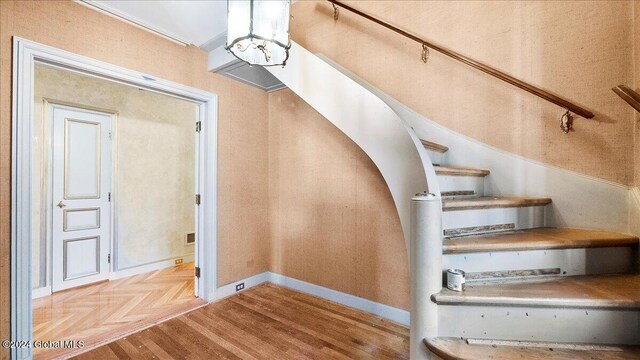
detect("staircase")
[420,139,640,359]
[262,42,640,359]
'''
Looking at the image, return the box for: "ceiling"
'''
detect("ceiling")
[82,0,285,92]
[85,0,228,46]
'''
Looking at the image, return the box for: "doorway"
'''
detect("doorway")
[51,104,113,292]
[11,37,218,360]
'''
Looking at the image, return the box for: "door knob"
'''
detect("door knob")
[57,201,66,208]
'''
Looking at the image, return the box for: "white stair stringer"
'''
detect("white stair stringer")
[317,55,631,234]
[443,206,546,231]
[437,175,484,196]
[266,42,441,256]
[438,305,640,345]
[444,247,636,276]
[426,148,445,165]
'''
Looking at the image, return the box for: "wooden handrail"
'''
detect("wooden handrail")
[612,85,640,113]
[327,0,595,120]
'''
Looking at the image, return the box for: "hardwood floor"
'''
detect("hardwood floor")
[73,283,410,359]
[33,262,204,359]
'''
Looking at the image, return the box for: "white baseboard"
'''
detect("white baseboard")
[213,271,271,300]
[31,255,194,298]
[213,272,410,326]
[32,286,52,299]
[110,254,195,280]
[269,273,410,325]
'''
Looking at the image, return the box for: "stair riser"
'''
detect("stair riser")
[438,175,484,196]
[443,206,545,231]
[443,247,636,277]
[427,149,445,165]
[438,305,640,345]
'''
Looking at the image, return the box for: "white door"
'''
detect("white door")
[51,105,112,292]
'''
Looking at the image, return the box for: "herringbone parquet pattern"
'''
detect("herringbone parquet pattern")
[33,262,204,359]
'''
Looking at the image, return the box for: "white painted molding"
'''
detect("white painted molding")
[109,254,195,281]
[213,272,271,301]
[31,286,52,300]
[269,273,410,326]
[214,272,410,326]
[74,1,190,45]
[32,255,195,299]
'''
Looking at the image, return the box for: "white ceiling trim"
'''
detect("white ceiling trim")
[76,0,192,45]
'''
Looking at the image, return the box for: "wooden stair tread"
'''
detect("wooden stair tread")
[442,196,552,211]
[432,274,640,309]
[435,165,489,177]
[425,337,640,360]
[443,227,639,254]
[421,139,449,153]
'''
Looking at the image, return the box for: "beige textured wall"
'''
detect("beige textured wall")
[635,1,640,187]
[0,1,270,351]
[291,0,636,185]
[267,0,639,310]
[32,64,197,289]
[268,89,409,309]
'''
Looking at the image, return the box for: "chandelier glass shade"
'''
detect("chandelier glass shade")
[225,0,291,67]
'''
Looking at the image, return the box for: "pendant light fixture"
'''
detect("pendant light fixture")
[225,0,291,67]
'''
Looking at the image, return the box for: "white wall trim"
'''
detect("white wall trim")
[269,273,410,326]
[213,272,271,301]
[11,37,218,360]
[31,287,52,300]
[214,272,410,326]
[74,1,190,46]
[109,254,195,281]
[32,255,196,299]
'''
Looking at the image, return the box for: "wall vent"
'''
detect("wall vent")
[186,232,195,245]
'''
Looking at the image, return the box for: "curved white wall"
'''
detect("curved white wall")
[320,55,632,233]
[266,42,440,254]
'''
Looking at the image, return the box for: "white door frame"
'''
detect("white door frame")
[11,37,218,360]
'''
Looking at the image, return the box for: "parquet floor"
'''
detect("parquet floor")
[73,283,410,359]
[33,262,204,359]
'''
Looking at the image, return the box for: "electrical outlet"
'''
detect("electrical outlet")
[175,258,183,265]
[235,282,245,292]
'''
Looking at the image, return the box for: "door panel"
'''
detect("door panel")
[52,105,112,292]
[63,236,100,280]
[64,119,101,199]
[63,208,100,231]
